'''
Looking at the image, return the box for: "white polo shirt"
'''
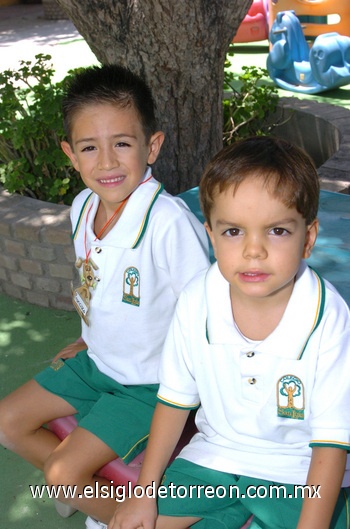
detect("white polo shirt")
[70,169,210,385]
[158,261,350,485]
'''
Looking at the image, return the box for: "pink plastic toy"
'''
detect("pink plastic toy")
[233,0,269,43]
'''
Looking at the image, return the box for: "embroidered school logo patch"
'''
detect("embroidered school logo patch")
[50,359,65,371]
[122,267,140,306]
[277,374,305,420]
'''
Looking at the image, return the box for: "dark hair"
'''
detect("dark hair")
[200,136,320,227]
[62,64,157,144]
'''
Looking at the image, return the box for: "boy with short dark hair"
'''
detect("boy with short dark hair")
[110,137,350,529]
[0,64,209,529]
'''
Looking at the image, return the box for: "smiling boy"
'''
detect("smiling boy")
[110,137,350,529]
[0,65,209,529]
[61,96,163,226]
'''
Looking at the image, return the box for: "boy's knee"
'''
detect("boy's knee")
[44,452,70,487]
[0,402,20,449]
[44,450,85,488]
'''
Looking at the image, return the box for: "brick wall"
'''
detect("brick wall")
[0,189,75,310]
[271,98,350,194]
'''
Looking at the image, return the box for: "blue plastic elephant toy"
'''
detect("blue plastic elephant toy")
[267,10,350,94]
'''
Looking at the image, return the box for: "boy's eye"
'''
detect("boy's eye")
[270,227,289,236]
[223,228,241,237]
[115,141,131,148]
[81,145,96,152]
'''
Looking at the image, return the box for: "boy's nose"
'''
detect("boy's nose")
[243,236,267,260]
[98,149,118,170]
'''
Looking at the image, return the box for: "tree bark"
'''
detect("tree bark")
[56,0,253,194]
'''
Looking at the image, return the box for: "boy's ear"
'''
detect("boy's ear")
[61,141,79,172]
[204,221,217,259]
[303,218,319,259]
[147,131,165,164]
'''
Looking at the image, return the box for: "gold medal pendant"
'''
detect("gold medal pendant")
[71,258,98,326]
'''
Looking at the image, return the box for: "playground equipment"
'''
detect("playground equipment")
[267,10,350,93]
[268,0,350,39]
[233,0,268,43]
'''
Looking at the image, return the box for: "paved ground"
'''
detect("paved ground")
[0,2,98,79]
[1,4,350,529]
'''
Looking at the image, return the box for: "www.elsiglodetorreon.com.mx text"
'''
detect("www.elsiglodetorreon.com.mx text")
[29,481,321,503]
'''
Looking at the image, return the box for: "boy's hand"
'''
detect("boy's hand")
[108,495,157,529]
[52,338,87,362]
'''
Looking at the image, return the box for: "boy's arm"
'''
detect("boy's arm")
[108,402,190,529]
[297,446,347,529]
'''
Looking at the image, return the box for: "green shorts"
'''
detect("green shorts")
[34,350,158,462]
[158,458,350,529]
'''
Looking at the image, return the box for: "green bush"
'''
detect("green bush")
[0,54,84,205]
[223,45,279,145]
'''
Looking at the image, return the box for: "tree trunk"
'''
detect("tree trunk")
[56,0,253,194]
